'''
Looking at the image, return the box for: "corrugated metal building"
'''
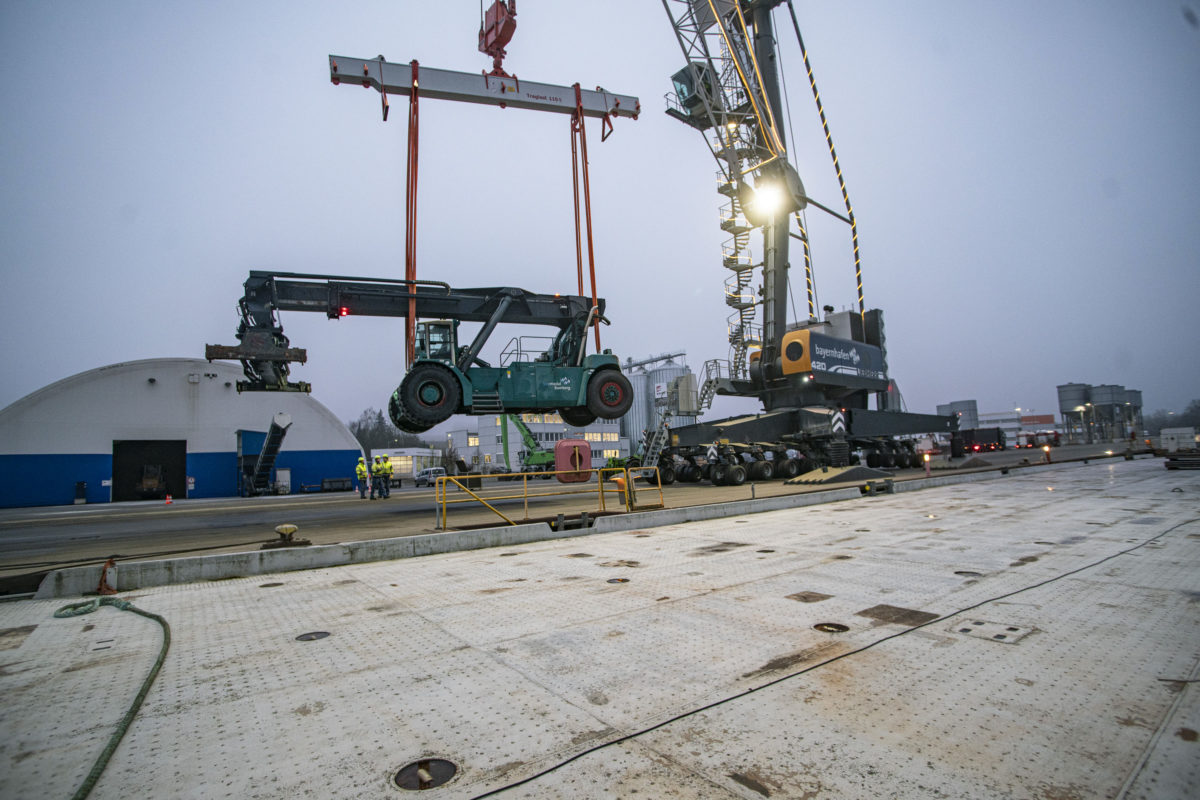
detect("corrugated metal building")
[0,358,362,508]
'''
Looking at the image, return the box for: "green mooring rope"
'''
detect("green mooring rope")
[54,597,171,800]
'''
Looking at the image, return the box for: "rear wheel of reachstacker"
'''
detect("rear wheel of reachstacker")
[881,452,896,469]
[680,464,702,483]
[896,452,912,469]
[659,465,676,485]
[586,370,633,419]
[866,451,882,468]
[727,464,747,486]
[400,363,461,427]
[559,406,597,427]
[709,464,729,486]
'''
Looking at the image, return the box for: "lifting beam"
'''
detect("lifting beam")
[330,57,640,121]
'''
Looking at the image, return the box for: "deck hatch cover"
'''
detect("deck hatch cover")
[952,619,1034,644]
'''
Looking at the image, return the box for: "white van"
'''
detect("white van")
[415,467,447,487]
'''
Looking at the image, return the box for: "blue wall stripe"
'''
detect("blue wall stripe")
[0,450,360,508]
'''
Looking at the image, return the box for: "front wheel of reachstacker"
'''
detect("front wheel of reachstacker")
[389,389,433,434]
[559,406,597,427]
[586,371,633,419]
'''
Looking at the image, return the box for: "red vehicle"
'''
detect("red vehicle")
[1014,431,1061,449]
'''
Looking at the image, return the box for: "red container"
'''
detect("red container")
[554,439,592,483]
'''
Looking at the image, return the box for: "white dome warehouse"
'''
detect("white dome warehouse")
[0,358,363,508]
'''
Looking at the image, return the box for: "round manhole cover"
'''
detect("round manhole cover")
[394,758,458,790]
[607,578,630,584]
[954,570,983,577]
[813,622,849,633]
[295,631,330,641]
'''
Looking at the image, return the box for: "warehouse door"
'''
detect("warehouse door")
[112,440,187,502]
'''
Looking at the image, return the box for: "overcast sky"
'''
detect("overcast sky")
[2,0,1198,429]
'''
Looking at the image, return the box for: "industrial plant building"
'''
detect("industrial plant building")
[617,353,698,446]
[938,383,1145,446]
[1057,383,1144,442]
[445,414,628,472]
[938,399,1060,444]
[0,358,362,508]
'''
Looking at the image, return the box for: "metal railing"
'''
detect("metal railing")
[433,466,665,529]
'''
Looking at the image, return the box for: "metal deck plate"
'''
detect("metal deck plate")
[1,459,1197,798]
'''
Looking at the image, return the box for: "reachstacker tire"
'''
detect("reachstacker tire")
[559,406,597,427]
[586,370,634,420]
[400,363,461,427]
[389,390,433,434]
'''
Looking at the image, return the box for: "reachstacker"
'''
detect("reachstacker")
[636,1,956,485]
[206,272,632,433]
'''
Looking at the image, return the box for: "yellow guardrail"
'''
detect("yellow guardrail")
[434,465,665,529]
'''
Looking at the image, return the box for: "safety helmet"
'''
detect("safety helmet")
[374,455,381,460]
[358,456,364,462]
[382,454,389,459]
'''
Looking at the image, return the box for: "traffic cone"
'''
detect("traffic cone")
[165,494,172,505]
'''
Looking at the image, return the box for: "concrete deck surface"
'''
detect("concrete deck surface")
[1,458,1197,799]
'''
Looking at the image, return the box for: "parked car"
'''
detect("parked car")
[415,467,447,487]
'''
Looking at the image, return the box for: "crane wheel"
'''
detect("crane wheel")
[709,464,729,486]
[559,406,597,427]
[778,458,802,480]
[400,363,461,426]
[727,464,747,486]
[749,460,774,481]
[389,389,433,433]
[586,370,634,419]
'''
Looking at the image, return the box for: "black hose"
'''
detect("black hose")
[53,597,171,800]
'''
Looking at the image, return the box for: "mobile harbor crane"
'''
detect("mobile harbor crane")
[645,0,955,485]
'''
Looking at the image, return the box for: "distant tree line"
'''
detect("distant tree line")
[347,408,431,452]
[1143,398,1200,434]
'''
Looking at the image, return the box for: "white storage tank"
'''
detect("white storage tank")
[619,368,651,444]
[649,359,698,428]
